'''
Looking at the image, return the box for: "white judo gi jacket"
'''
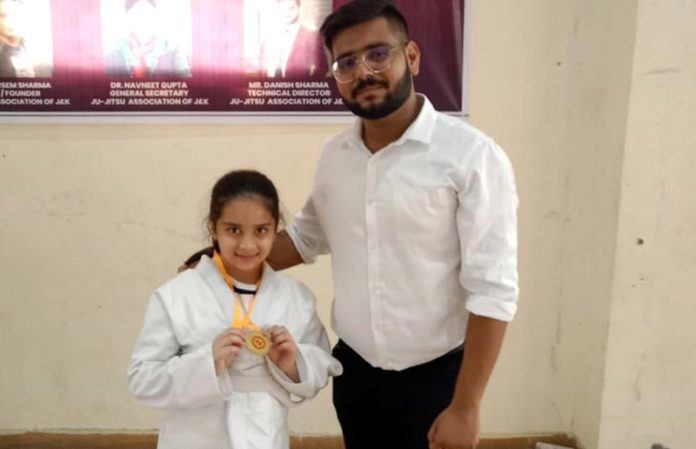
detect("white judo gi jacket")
[128,255,342,449]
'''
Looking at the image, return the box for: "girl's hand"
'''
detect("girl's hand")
[266,325,300,382]
[212,328,246,376]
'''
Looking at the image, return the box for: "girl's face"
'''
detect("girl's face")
[211,197,277,284]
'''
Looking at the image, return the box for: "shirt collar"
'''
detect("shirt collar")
[343,94,437,151]
[404,94,437,145]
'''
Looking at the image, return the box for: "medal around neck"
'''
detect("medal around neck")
[246,330,271,356]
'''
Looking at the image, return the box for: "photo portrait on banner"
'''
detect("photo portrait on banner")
[0,0,464,116]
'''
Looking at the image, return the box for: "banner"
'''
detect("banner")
[0,0,464,116]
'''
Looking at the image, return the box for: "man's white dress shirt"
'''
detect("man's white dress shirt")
[286,95,519,370]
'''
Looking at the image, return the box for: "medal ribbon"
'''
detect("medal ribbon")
[212,251,261,330]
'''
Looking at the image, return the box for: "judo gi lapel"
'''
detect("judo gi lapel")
[195,255,235,324]
[196,255,279,329]
[251,265,279,329]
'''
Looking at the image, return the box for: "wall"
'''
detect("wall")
[469,1,637,443]
[553,1,639,447]
[598,0,696,447]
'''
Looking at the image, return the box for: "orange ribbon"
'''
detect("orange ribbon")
[212,251,261,330]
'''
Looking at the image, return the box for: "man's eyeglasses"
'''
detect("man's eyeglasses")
[330,44,406,84]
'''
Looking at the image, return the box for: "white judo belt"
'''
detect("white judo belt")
[228,364,302,408]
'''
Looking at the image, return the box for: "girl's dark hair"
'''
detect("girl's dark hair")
[182,170,280,266]
[319,0,409,53]
[209,169,281,231]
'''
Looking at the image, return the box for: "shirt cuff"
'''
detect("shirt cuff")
[465,294,518,322]
[284,224,317,264]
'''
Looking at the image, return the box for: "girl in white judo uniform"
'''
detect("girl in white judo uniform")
[128,170,342,449]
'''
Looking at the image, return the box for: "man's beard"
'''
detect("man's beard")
[340,66,412,120]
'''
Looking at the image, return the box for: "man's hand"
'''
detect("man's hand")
[428,314,507,449]
[427,404,480,449]
[266,231,304,270]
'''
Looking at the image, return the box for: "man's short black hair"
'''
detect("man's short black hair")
[319,0,409,53]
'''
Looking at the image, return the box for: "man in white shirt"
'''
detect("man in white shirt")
[181,1,518,448]
[268,2,519,449]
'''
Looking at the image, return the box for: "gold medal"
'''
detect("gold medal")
[246,330,271,356]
